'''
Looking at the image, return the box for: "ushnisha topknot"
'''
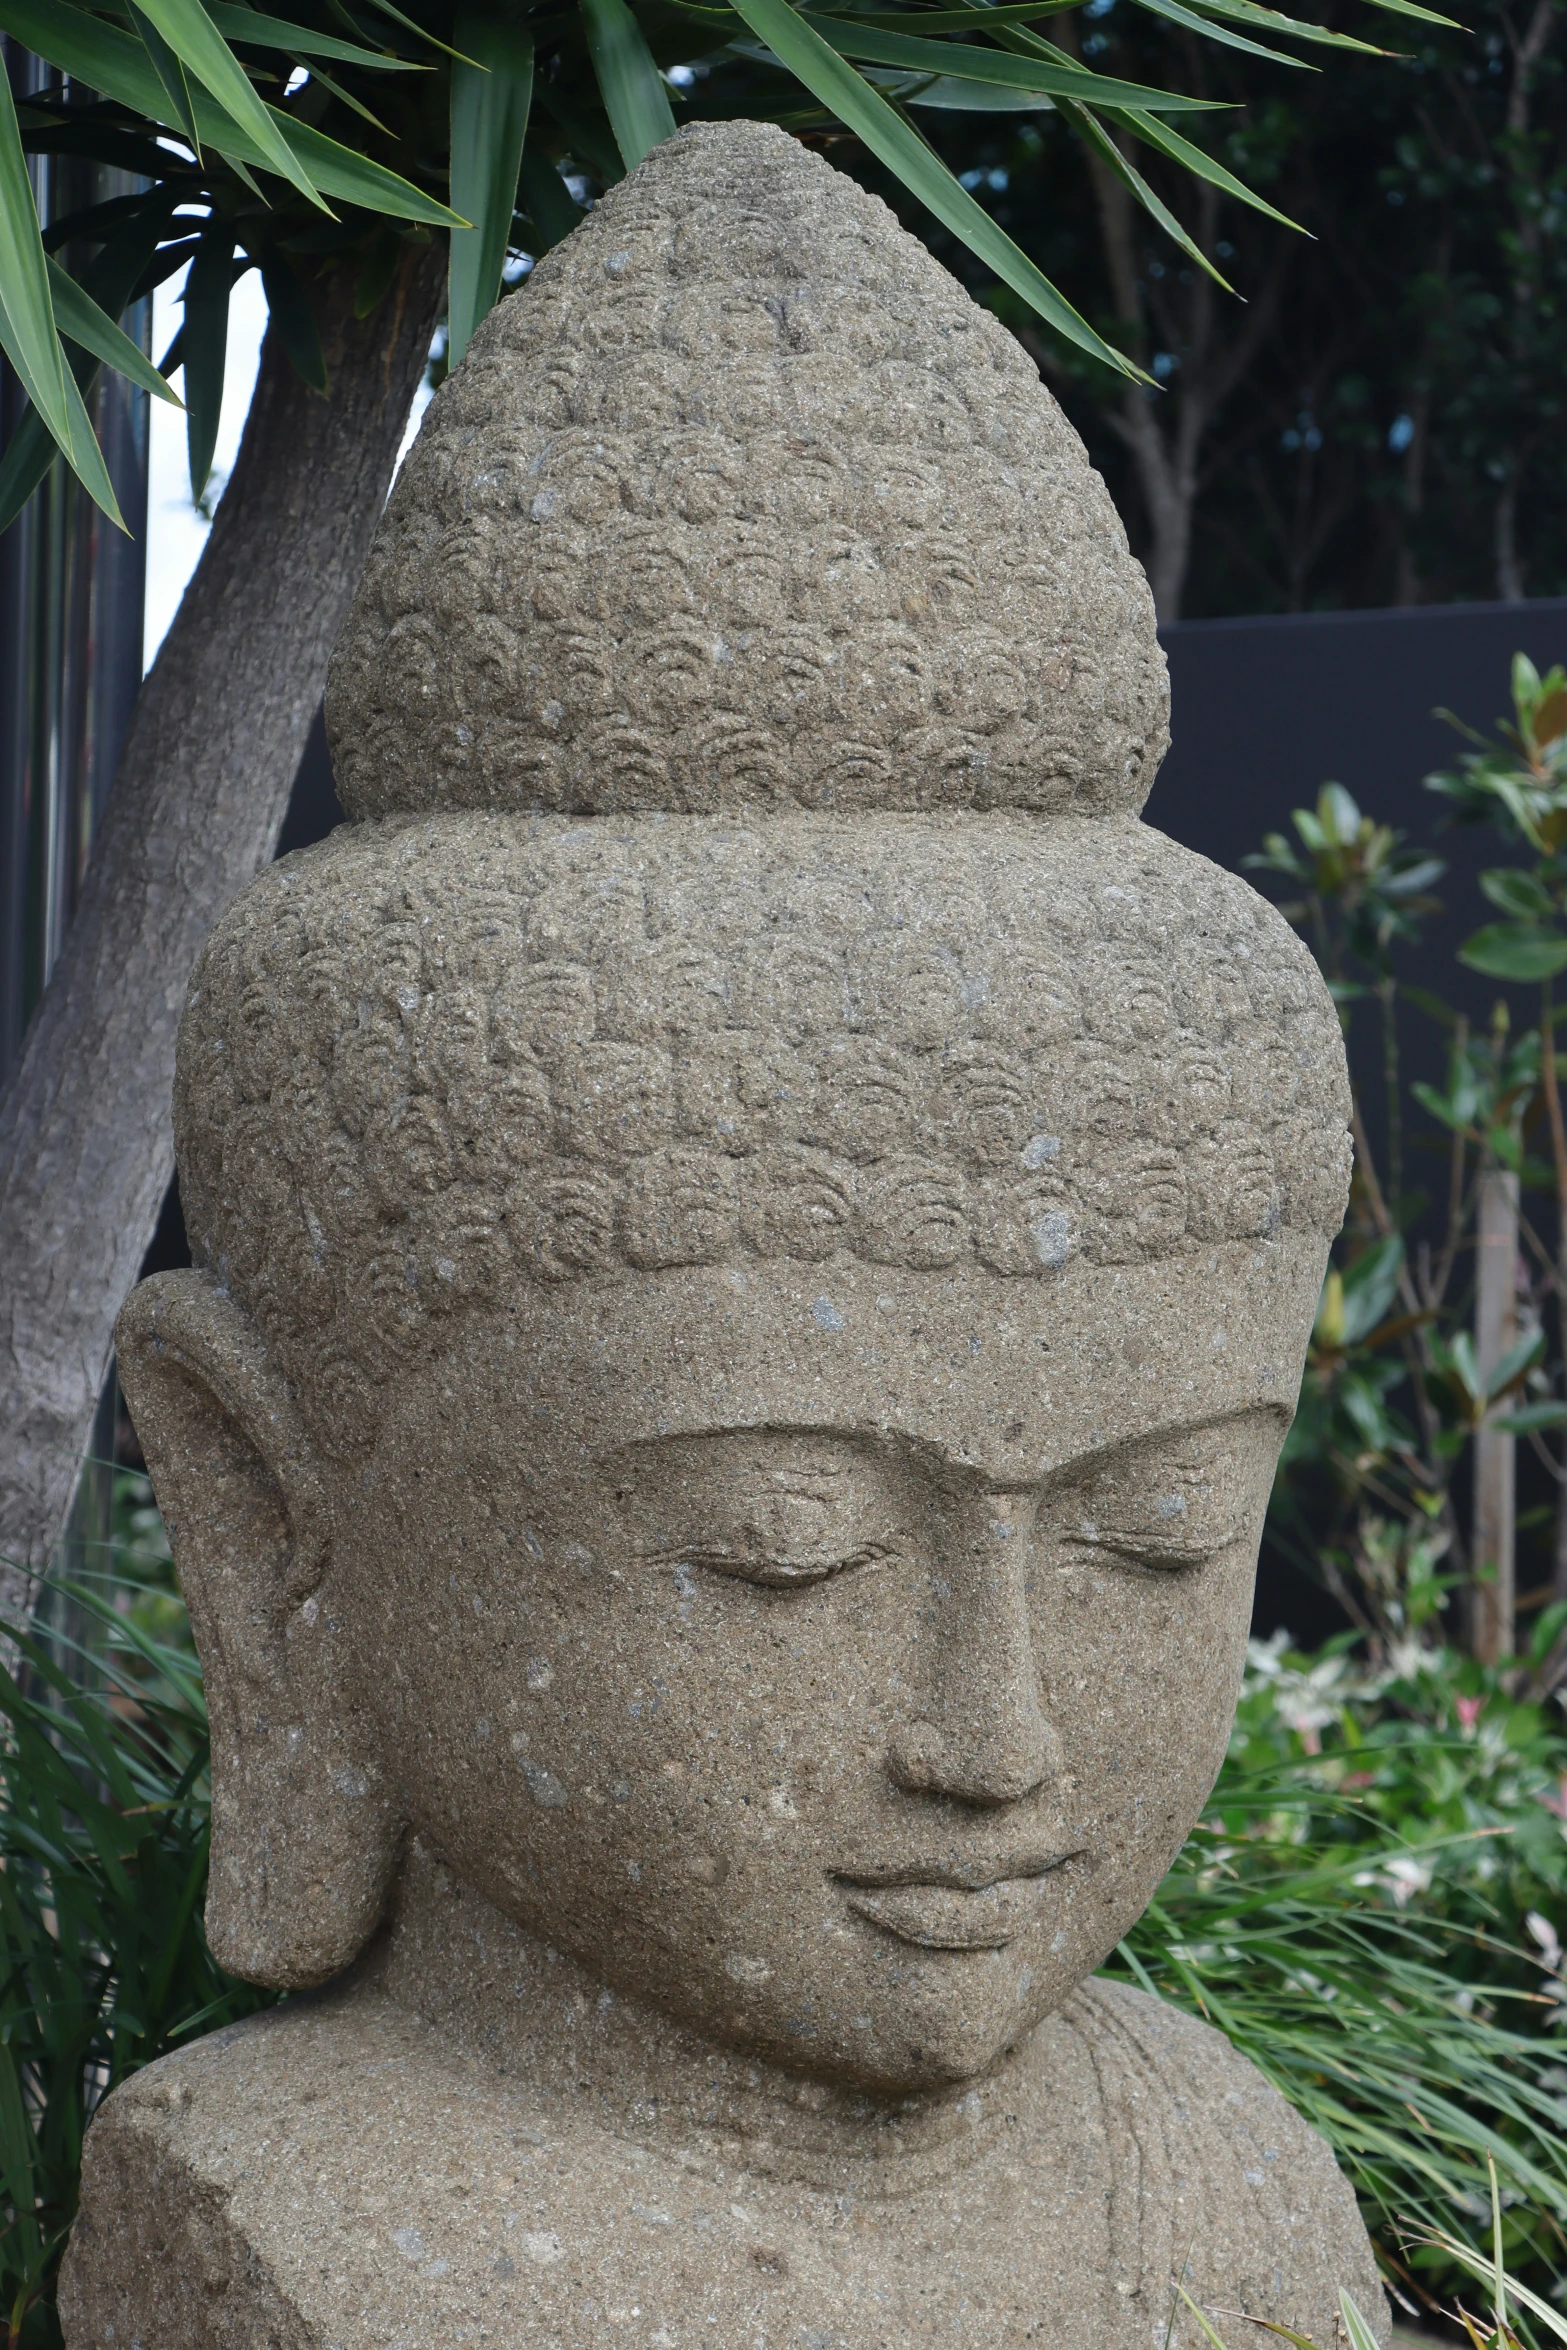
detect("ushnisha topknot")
[325,119,1170,822]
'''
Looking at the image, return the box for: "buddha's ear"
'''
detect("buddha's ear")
[116,1271,401,1989]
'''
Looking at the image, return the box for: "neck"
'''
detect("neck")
[356,1839,1047,2195]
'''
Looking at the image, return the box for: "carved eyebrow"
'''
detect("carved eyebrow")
[608,1409,1275,1493]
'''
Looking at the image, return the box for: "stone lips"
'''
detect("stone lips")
[175,811,1352,1454]
[325,122,1169,823]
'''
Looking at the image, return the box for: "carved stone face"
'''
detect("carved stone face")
[338,1252,1308,2092]
[165,1239,1310,2099]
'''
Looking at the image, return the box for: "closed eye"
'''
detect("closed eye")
[1063,1522,1235,1572]
[676,1540,894,1590]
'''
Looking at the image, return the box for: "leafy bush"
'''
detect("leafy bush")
[0,1533,272,2349]
[1112,1639,1567,2330]
[1249,656,1567,1674]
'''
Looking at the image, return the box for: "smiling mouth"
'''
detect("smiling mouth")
[833,1855,1081,1951]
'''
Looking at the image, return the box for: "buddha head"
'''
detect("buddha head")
[118,123,1349,2104]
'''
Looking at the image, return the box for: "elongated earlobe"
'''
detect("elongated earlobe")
[116,1271,400,1988]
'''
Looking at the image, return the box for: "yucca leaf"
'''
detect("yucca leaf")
[580,0,677,171]
[276,114,464,222]
[0,0,462,224]
[1172,0,1389,55]
[839,0,1086,20]
[131,0,330,207]
[183,229,236,499]
[1356,0,1461,23]
[1060,98,1234,287]
[1129,0,1315,67]
[127,0,203,151]
[207,2,429,69]
[0,60,73,462]
[1108,105,1306,230]
[730,0,1137,372]
[46,254,184,403]
[356,0,486,62]
[0,192,175,533]
[0,267,124,528]
[448,6,534,366]
[259,250,327,388]
[518,145,584,249]
[798,15,1230,108]
[892,71,1060,104]
[284,59,394,134]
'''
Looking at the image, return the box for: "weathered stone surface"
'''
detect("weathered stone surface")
[62,116,1377,2350]
[63,1852,1377,2350]
[325,122,1169,821]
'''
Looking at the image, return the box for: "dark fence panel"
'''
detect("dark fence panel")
[1150,598,1567,1029]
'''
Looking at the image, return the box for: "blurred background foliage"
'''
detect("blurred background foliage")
[849,0,1567,617]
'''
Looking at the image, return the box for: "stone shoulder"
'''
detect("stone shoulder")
[1062,1976,1387,2337]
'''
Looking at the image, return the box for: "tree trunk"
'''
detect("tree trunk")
[1472,1163,1519,1664]
[0,241,443,1591]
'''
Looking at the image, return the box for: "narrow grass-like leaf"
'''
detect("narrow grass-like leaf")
[1061,98,1234,286]
[0,61,73,460]
[127,0,203,151]
[259,251,326,388]
[1129,0,1314,67]
[448,7,534,366]
[729,0,1137,371]
[133,0,329,205]
[1172,0,1389,54]
[287,60,394,135]
[837,0,1086,22]
[798,15,1229,107]
[1107,106,1305,229]
[46,255,183,402]
[0,198,184,530]
[357,0,485,62]
[518,146,584,249]
[580,0,677,170]
[0,0,461,223]
[208,3,429,69]
[1356,0,1461,23]
[183,229,234,498]
[275,113,464,222]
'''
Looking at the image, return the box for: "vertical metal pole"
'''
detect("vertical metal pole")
[1473,1164,1520,1664]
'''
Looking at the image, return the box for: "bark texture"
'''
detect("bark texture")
[0,241,444,1589]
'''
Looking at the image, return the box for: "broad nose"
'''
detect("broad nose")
[886,1495,1058,1807]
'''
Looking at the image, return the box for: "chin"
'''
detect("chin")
[771,1955,1045,2099]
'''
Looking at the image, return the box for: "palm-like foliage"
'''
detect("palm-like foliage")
[2,0,1454,531]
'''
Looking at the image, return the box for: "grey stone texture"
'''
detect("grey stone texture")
[61,117,1380,2350]
[324,123,1169,822]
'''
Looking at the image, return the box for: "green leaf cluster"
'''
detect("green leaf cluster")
[1111,1639,1567,2323]
[0,1535,273,2346]
[0,0,1447,526]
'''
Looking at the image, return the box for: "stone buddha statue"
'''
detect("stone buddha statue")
[62,121,1382,2350]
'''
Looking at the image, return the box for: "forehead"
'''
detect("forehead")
[422,1237,1322,1490]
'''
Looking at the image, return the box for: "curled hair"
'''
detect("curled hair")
[175,810,1351,1455]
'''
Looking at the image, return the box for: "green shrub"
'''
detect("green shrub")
[1110,1639,1567,2328]
[0,1551,273,2348]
